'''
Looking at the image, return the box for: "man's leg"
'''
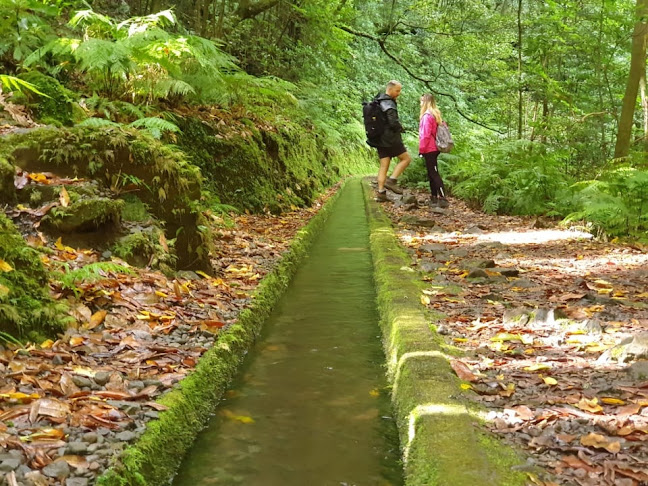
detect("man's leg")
[390,151,411,179]
[377,156,391,191]
[384,151,411,194]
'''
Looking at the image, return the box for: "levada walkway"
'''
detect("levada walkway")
[173,179,403,486]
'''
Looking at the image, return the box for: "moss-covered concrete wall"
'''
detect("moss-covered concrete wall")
[362,179,527,486]
[177,116,373,212]
[96,179,349,486]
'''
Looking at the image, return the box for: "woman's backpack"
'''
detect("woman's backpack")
[436,121,454,153]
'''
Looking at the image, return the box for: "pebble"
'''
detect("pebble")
[42,460,70,479]
[94,372,111,386]
[66,442,88,455]
[66,478,89,486]
[71,376,93,388]
[0,458,21,471]
[115,431,137,442]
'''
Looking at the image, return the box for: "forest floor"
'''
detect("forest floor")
[379,186,648,486]
[0,187,336,486]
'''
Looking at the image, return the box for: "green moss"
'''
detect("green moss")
[0,157,16,204]
[112,228,176,273]
[96,179,349,486]
[120,194,152,222]
[16,71,79,126]
[363,179,527,486]
[0,212,67,340]
[0,126,209,270]
[41,197,124,233]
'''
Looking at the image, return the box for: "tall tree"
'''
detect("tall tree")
[615,0,648,158]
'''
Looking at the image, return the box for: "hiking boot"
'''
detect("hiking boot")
[384,177,403,194]
[429,197,438,207]
[375,190,388,202]
[438,197,450,208]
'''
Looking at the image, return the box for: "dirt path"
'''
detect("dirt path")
[381,190,648,486]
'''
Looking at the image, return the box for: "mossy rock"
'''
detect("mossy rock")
[112,227,177,274]
[0,157,15,204]
[16,71,79,126]
[41,197,124,233]
[0,126,210,270]
[0,212,66,340]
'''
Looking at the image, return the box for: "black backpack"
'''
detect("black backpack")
[362,99,385,146]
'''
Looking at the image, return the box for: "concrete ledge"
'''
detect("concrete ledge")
[362,179,527,486]
[97,180,349,486]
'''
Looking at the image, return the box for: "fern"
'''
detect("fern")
[53,262,133,295]
[0,74,47,96]
[127,117,179,139]
[77,117,121,128]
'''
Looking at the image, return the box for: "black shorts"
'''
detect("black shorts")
[377,143,407,159]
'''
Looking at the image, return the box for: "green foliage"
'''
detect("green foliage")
[52,261,132,296]
[564,168,648,238]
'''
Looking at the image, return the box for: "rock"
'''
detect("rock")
[107,401,140,415]
[490,267,520,277]
[176,270,201,280]
[420,243,447,253]
[481,293,504,302]
[66,442,88,455]
[82,432,98,444]
[52,355,65,365]
[404,203,418,211]
[115,431,137,442]
[503,308,531,326]
[127,380,145,391]
[599,333,648,364]
[450,248,469,258]
[401,194,417,204]
[419,262,443,273]
[66,478,89,486]
[464,225,485,234]
[93,372,111,386]
[627,360,648,380]
[429,207,447,215]
[0,458,21,471]
[429,225,448,233]
[466,269,488,279]
[72,376,93,388]
[508,279,536,289]
[42,460,70,479]
[24,471,48,486]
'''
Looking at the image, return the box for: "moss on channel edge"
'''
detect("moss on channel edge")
[362,179,527,486]
[96,179,350,486]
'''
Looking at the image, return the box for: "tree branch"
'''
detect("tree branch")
[236,0,280,20]
[337,24,504,133]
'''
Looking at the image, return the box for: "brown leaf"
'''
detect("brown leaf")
[580,432,621,453]
[86,310,107,330]
[449,359,479,382]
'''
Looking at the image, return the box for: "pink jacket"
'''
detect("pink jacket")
[419,112,438,154]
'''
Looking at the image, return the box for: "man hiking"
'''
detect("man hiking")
[370,80,411,202]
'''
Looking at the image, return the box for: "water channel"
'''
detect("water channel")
[173,179,403,486]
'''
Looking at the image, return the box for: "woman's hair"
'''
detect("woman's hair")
[420,93,442,123]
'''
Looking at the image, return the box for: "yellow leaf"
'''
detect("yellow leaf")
[543,376,558,386]
[637,292,648,298]
[85,310,107,330]
[155,290,168,298]
[55,237,65,250]
[601,397,625,406]
[40,339,54,349]
[580,432,620,453]
[196,271,210,279]
[420,294,431,305]
[453,338,468,343]
[524,363,552,372]
[59,187,70,207]
[369,389,380,397]
[576,397,603,414]
[0,259,13,272]
[0,284,9,298]
[460,383,473,390]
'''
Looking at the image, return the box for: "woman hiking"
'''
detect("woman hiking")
[419,93,449,208]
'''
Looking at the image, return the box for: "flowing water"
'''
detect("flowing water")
[173,179,403,486]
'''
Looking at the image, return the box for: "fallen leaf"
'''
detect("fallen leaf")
[450,359,479,382]
[580,432,621,453]
[86,310,107,330]
[0,259,13,272]
[59,187,70,207]
[576,397,603,414]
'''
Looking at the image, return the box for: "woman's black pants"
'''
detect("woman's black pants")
[422,151,445,198]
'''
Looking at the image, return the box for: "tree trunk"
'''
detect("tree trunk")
[615,0,648,158]
[641,69,648,150]
[517,0,523,139]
